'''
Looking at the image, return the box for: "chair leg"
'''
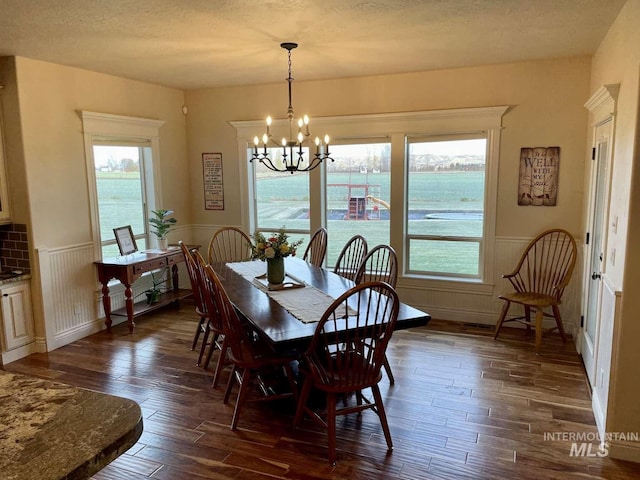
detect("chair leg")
[197,324,212,366]
[524,306,532,332]
[552,304,567,343]
[283,361,299,402]
[494,300,511,339]
[534,308,544,353]
[383,354,395,385]
[223,365,237,404]
[326,393,337,465]
[203,333,219,370]
[230,368,252,430]
[371,384,393,452]
[211,336,228,389]
[294,376,313,428]
[191,316,205,350]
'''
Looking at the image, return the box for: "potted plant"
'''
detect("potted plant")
[144,268,166,304]
[149,209,177,250]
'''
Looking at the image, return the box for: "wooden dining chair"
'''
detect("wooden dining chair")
[207,226,253,264]
[302,227,328,267]
[192,250,228,388]
[355,244,398,384]
[494,228,577,353]
[294,281,400,464]
[203,264,298,430]
[354,244,398,288]
[333,234,368,281]
[179,241,208,358]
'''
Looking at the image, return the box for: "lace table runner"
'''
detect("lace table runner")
[226,261,354,324]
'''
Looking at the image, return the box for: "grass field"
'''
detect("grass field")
[255,171,484,274]
[97,170,484,274]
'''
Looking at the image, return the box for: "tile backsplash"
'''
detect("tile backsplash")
[0,223,30,273]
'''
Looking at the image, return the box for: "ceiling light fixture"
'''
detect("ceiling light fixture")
[251,42,332,173]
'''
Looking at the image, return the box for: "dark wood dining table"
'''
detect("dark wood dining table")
[212,256,431,354]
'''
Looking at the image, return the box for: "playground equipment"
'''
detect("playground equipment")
[327,183,389,220]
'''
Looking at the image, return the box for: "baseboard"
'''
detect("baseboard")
[1,342,38,364]
[592,389,607,439]
[609,439,640,463]
[49,318,104,351]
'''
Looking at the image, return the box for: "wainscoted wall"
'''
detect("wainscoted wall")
[35,232,583,353]
[37,244,100,351]
[398,235,583,337]
[37,243,159,351]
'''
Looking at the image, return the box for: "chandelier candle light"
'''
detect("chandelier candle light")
[251,42,333,173]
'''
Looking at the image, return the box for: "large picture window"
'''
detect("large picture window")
[251,147,311,249]
[326,141,391,267]
[406,135,487,277]
[236,107,506,287]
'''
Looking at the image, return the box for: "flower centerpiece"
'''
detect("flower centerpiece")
[252,228,303,285]
[149,209,177,250]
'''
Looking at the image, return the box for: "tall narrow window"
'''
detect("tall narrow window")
[406,135,487,277]
[326,141,391,267]
[82,111,164,260]
[93,144,150,257]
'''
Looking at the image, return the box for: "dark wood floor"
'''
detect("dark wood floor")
[4,300,640,479]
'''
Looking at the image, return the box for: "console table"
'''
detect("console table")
[95,246,192,333]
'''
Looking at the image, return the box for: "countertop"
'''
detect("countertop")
[0,271,31,286]
[0,370,143,480]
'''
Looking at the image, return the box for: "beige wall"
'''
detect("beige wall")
[0,56,190,348]
[184,56,592,332]
[589,0,640,459]
[13,57,190,248]
[0,48,594,369]
[186,56,591,240]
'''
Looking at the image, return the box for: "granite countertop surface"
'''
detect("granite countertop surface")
[0,370,143,480]
[0,272,31,286]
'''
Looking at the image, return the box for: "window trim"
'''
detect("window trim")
[81,111,165,260]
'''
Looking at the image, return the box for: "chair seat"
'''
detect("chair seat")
[498,291,559,307]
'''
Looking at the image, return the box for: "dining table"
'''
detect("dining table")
[212,256,431,355]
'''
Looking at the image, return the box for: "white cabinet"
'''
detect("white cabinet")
[0,110,11,223]
[1,281,34,353]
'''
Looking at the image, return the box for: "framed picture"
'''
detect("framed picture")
[202,152,224,210]
[113,225,138,255]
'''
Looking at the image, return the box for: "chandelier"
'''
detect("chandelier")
[251,42,333,173]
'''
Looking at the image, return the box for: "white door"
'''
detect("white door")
[581,119,611,385]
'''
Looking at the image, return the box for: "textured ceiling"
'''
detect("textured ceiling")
[0,0,625,90]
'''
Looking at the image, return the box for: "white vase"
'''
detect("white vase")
[157,237,169,250]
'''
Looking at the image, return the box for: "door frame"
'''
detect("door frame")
[580,85,619,385]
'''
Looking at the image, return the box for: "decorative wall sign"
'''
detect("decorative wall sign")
[518,146,560,206]
[202,152,224,210]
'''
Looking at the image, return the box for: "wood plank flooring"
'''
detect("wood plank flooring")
[4,300,640,479]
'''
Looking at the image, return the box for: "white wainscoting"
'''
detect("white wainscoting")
[35,232,583,352]
[397,236,583,335]
[37,244,101,351]
[37,243,158,351]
